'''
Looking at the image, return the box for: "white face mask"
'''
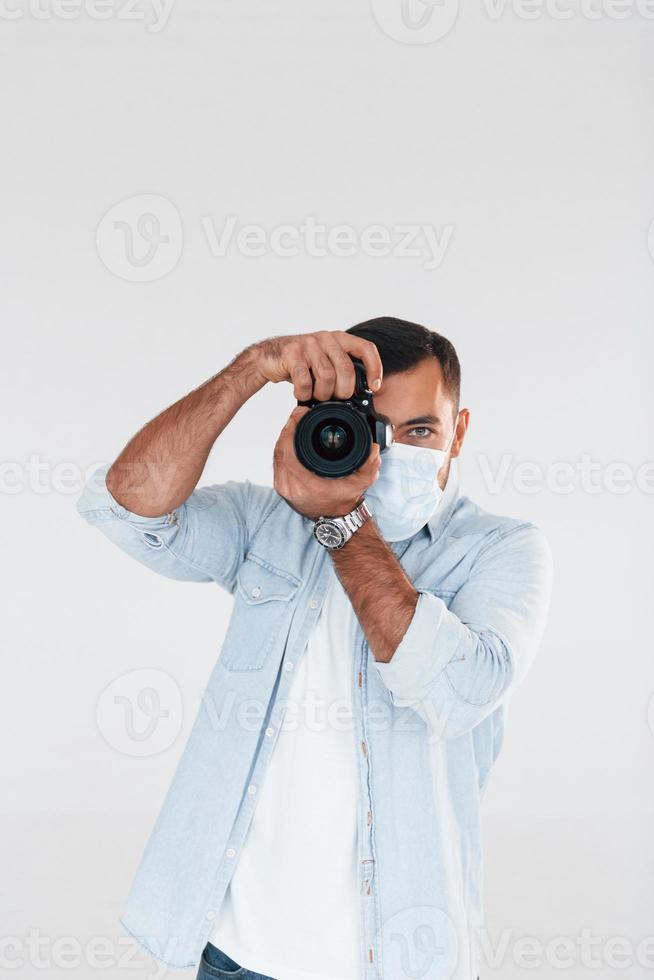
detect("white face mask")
[365,427,457,542]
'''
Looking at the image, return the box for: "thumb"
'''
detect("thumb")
[284,404,311,430]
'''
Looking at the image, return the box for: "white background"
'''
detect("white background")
[2,1,653,978]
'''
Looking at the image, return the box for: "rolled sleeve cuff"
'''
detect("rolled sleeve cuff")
[373,591,464,701]
[77,464,181,538]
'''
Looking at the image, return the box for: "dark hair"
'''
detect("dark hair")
[347,316,461,409]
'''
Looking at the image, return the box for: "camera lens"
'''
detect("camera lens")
[314,420,352,460]
[319,424,347,454]
[294,402,372,478]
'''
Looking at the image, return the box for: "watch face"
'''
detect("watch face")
[314,520,346,549]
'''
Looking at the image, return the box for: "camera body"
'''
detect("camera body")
[294,358,393,478]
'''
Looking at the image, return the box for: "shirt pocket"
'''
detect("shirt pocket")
[219,554,301,670]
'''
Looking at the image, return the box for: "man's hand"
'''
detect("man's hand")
[251,330,383,401]
[275,406,415,664]
[273,406,381,520]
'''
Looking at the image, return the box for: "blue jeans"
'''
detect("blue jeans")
[196,942,276,980]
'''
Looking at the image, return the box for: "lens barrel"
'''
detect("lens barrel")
[294,401,373,478]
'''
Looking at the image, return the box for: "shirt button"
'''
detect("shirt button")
[251,586,261,598]
[205,909,216,920]
[309,598,318,609]
[226,847,236,859]
[265,727,274,737]
[247,784,257,795]
[285,661,294,672]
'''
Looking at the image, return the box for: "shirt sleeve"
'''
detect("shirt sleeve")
[373,522,553,739]
[76,463,277,592]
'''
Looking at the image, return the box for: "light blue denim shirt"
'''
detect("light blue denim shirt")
[77,461,552,980]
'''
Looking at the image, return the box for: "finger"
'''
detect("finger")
[361,445,382,482]
[277,405,310,445]
[336,334,383,391]
[337,442,381,492]
[287,353,313,401]
[303,335,338,401]
[318,338,357,399]
[284,404,311,429]
[275,405,310,460]
[358,441,381,466]
[360,443,382,479]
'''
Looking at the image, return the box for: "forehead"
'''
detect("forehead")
[372,358,453,425]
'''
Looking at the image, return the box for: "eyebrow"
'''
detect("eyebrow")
[398,415,442,428]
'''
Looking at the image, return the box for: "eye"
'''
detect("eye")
[408,427,433,439]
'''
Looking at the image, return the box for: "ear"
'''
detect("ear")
[450,408,470,459]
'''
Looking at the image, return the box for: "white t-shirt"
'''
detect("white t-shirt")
[210,571,362,980]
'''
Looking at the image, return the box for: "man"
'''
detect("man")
[77,317,552,980]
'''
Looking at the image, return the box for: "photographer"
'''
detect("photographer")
[77,316,552,980]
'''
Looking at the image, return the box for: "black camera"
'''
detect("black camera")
[293,358,393,478]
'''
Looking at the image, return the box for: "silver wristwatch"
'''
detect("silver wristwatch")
[313,500,372,550]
